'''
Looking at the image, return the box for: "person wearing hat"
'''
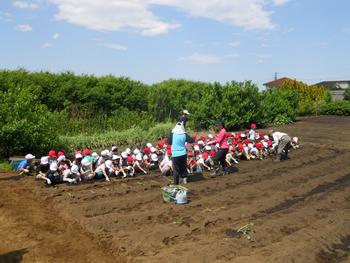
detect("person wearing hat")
[45,162,63,185]
[249,123,257,142]
[206,120,230,176]
[269,130,292,162]
[179,110,190,128]
[133,153,147,175]
[94,160,112,181]
[112,155,127,177]
[35,156,51,184]
[16,154,36,175]
[167,122,195,185]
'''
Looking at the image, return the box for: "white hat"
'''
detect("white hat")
[125,148,131,155]
[262,141,268,148]
[50,162,58,171]
[232,132,236,137]
[248,143,254,149]
[71,165,79,174]
[150,147,156,153]
[183,110,190,115]
[111,146,118,152]
[92,152,99,160]
[205,145,211,151]
[81,158,91,166]
[146,143,152,148]
[293,137,298,143]
[194,145,200,151]
[105,160,113,169]
[240,133,246,138]
[136,153,142,161]
[133,149,140,155]
[40,156,49,165]
[57,155,66,163]
[151,153,158,162]
[121,152,128,158]
[25,154,35,160]
[208,134,213,139]
[75,153,83,159]
[264,135,269,140]
[198,140,204,145]
[112,155,121,160]
[143,155,149,161]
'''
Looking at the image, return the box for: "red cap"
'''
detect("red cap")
[127,156,134,163]
[167,149,172,156]
[256,143,263,150]
[251,123,257,129]
[244,139,250,145]
[144,147,151,154]
[191,134,197,140]
[57,151,65,157]
[210,150,216,158]
[84,149,91,156]
[259,133,264,140]
[267,140,273,146]
[238,143,244,151]
[200,135,206,141]
[48,150,56,158]
[202,152,209,159]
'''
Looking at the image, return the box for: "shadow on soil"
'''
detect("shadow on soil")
[0,248,28,263]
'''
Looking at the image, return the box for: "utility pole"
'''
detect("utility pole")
[274,72,278,80]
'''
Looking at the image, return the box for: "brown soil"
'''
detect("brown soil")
[1,115,350,263]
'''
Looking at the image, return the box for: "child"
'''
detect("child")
[36,156,51,184]
[159,153,172,177]
[249,123,257,141]
[80,158,94,180]
[46,162,63,186]
[112,155,126,177]
[94,160,111,182]
[73,153,83,166]
[91,152,99,170]
[134,153,147,175]
[17,154,35,175]
[48,150,57,164]
[149,153,159,170]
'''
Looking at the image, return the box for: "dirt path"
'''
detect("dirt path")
[1,116,350,263]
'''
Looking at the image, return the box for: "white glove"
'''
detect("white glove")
[24,169,29,173]
[46,179,52,185]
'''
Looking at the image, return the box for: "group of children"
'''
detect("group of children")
[16,123,299,186]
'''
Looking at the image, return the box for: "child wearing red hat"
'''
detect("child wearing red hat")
[249,123,257,141]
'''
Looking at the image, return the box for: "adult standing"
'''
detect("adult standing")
[270,130,292,162]
[179,110,190,128]
[207,120,229,176]
[167,122,195,185]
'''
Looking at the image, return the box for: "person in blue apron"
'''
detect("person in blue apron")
[167,122,195,185]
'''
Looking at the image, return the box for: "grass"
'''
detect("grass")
[0,161,13,172]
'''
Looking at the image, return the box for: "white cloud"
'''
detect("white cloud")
[178,53,222,64]
[178,52,239,64]
[271,0,289,6]
[103,43,128,50]
[13,1,39,9]
[53,33,60,39]
[49,0,282,36]
[41,42,53,48]
[16,24,32,32]
[0,12,14,22]
[228,41,240,47]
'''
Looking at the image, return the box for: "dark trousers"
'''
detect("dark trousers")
[172,154,188,185]
[214,148,229,169]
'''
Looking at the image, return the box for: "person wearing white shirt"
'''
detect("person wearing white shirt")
[270,130,292,162]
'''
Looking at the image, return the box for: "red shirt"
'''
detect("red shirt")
[213,128,229,149]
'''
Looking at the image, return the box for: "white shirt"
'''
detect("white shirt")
[272,132,288,149]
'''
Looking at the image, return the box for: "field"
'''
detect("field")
[1,115,350,263]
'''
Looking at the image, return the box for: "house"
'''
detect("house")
[314,80,350,101]
[263,77,296,89]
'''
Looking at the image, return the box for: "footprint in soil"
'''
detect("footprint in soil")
[162,235,179,246]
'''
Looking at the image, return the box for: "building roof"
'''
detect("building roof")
[263,77,295,87]
[315,80,350,86]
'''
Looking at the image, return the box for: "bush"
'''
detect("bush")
[260,89,298,126]
[321,101,350,116]
[344,89,350,101]
[0,84,59,157]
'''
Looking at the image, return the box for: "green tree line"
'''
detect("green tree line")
[0,69,332,157]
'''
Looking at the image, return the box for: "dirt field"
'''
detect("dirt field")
[1,115,350,263]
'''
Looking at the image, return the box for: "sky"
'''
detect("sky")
[0,0,350,88]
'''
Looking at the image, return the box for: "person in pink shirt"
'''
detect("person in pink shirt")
[207,120,229,176]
